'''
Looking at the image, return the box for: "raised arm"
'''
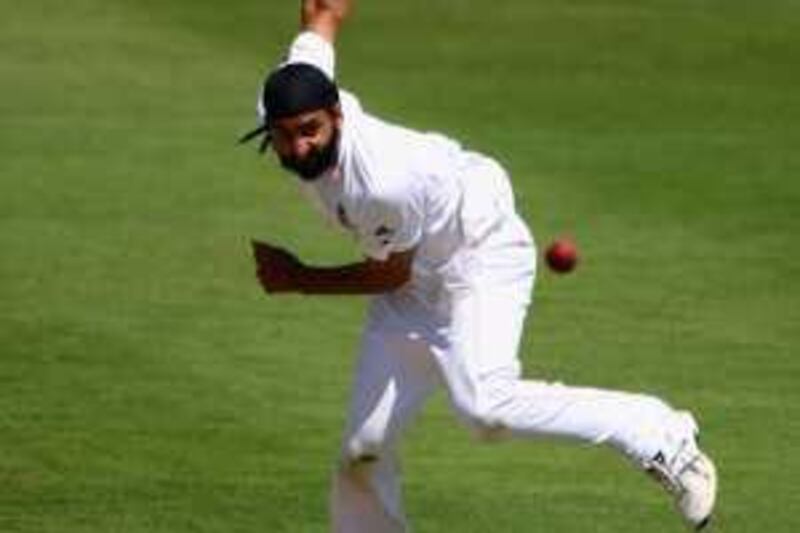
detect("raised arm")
[300,0,352,44]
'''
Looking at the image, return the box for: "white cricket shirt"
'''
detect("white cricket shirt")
[272,32,527,303]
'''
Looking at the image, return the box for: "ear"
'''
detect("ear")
[329,104,343,129]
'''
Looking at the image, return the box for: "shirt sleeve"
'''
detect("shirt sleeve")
[355,191,424,261]
[284,31,336,80]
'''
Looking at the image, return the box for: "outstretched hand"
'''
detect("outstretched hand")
[251,239,304,294]
[301,0,351,41]
[302,0,352,21]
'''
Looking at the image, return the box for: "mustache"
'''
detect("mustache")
[279,129,339,181]
[280,149,329,180]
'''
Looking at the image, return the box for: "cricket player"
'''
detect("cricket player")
[241,0,718,530]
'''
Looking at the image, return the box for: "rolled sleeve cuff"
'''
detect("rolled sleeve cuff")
[285,31,336,79]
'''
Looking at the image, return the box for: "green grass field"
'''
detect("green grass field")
[2,0,799,531]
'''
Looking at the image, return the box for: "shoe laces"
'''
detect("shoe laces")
[646,438,701,496]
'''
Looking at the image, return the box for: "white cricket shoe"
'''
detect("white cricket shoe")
[644,412,718,530]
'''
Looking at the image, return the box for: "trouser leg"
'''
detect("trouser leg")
[435,279,687,464]
[331,303,439,533]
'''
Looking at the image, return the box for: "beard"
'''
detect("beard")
[279,128,340,182]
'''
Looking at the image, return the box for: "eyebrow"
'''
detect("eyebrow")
[274,115,321,136]
[298,115,322,128]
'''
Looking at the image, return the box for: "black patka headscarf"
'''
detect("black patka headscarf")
[239,63,340,153]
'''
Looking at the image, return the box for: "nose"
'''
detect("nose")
[291,137,314,159]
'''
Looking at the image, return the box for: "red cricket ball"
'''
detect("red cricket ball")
[545,238,578,274]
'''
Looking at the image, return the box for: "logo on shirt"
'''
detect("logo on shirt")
[374,225,395,246]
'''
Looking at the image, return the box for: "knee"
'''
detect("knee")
[452,380,515,442]
[468,417,509,442]
[341,430,386,468]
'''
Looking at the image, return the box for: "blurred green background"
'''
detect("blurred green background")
[2,0,798,531]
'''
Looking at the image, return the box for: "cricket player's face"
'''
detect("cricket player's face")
[271,107,342,181]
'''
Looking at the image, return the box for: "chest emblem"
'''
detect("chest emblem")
[375,225,394,238]
[374,225,395,245]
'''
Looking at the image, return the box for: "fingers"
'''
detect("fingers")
[251,238,276,254]
[255,259,283,293]
[301,0,350,30]
[251,239,298,293]
[253,241,300,267]
[251,239,285,264]
[256,264,294,293]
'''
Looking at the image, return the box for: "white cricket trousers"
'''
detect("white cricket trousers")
[331,179,688,533]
